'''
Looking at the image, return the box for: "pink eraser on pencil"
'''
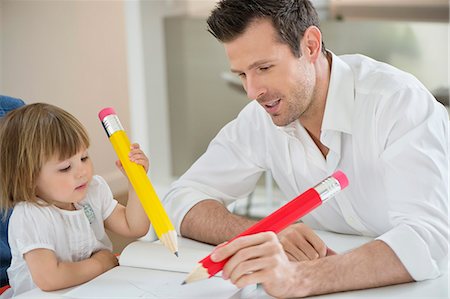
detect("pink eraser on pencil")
[332,171,349,189]
[98,107,116,121]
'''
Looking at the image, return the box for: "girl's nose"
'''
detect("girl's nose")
[77,164,88,178]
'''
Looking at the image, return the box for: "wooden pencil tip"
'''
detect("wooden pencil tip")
[183,263,210,284]
[160,230,179,256]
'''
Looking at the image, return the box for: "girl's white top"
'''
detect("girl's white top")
[7,175,117,296]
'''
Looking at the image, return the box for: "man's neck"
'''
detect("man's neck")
[300,51,332,156]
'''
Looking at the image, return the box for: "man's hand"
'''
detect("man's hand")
[277,223,333,261]
[211,232,299,298]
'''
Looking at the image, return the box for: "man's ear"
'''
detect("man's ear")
[301,26,322,63]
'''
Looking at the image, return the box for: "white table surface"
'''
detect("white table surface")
[13,230,449,299]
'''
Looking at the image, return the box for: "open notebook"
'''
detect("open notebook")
[64,238,244,299]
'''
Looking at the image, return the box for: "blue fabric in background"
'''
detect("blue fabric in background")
[0,96,25,117]
[0,95,25,286]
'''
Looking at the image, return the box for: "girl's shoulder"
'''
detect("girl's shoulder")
[9,202,54,227]
[87,175,112,195]
[13,201,48,213]
[89,175,108,188]
[81,175,114,206]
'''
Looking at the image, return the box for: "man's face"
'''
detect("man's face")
[224,19,316,127]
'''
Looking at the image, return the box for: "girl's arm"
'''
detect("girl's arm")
[25,248,118,291]
[104,143,151,238]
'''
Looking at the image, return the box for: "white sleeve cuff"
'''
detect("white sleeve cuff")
[376,224,442,281]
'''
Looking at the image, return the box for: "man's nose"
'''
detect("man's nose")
[244,75,266,100]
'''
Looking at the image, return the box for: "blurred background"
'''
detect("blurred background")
[1,0,449,250]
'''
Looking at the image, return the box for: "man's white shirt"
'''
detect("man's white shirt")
[163,52,449,281]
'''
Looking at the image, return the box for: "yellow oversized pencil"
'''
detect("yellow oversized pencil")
[99,107,178,256]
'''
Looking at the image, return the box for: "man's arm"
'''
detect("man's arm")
[180,200,329,262]
[213,232,413,298]
[292,239,413,297]
[180,200,256,245]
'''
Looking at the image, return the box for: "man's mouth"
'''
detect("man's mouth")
[262,99,281,114]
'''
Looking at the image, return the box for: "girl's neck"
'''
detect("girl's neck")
[52,201,76,211]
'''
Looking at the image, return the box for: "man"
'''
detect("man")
[162,0,448,297]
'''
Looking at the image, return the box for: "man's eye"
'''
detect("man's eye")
[238,73,246,78]
[259,66,271,71]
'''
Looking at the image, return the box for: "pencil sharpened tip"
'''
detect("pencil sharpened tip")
[174,251,179,257]
[181,281,186,285]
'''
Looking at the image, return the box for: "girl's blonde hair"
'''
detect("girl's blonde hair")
[0,103,90,211]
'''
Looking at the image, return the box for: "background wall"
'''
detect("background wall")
[321,20,448,93]
[164,16,449,177]
[165,16,248,176]
[1,0,448,194]
[0,0,448,250]
[0,0,130,194]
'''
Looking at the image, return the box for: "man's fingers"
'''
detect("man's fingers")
[215,232,281,279]
[285,251,297,262]
[302,229,327,258]
[278,223,327,260]
[212,232,277,261]
[228,256,276,284]
[326,247,337,256]
[281,239,310,261]
[232,266,276,289]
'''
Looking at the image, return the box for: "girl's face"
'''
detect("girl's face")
[36,148,93,210]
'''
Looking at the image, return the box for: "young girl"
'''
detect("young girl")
[0,103,151,296]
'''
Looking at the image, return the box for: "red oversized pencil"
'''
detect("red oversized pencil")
[183,171,349,284]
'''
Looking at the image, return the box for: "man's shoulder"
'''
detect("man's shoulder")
[339,54,421,93]
[238,100,264,115]
[236,101,273,126]
[214,100,282,147]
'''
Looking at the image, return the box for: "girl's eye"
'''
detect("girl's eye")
[59,166,71,172]
[81,156,89,162]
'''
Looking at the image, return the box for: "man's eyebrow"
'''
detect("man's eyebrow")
[230,59,273,74]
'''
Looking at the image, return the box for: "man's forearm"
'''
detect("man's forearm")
[292,240,413,297]
[180,199,256,245]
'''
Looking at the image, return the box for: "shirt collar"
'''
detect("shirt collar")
[277,52,355,137]
[321,52,355,135]
[277,120,297,136]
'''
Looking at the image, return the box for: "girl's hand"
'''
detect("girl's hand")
[115,143,150,174]
[24,248,119,292]
[91,249,119,272]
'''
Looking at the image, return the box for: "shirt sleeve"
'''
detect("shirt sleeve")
[91,175,118,220]
[375,87,449,281]
[9,204,56,255]
[162,102,267,234]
